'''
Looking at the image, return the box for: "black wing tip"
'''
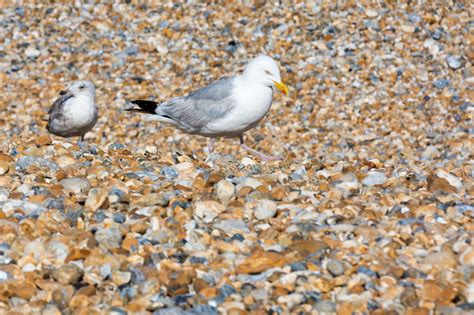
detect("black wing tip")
[127,100,158,114]
[130,99,158,106]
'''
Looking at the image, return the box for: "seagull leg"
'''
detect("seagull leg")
[208,138,216,153]
[239,135,282,161]
[204,138,219,164]
[77,134,86,148]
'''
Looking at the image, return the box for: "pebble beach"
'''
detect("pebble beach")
[0,2,472,314]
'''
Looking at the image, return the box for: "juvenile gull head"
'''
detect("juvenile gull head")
[47,80,98,141]
[65,80,96,98]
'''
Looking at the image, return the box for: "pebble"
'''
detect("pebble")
[277,293,305,308]
[16,156,58,171]
[25,46,41,58]
[0,161,9,175]
[326,259,345,277]
[362,171,387,186]
[0,270,10,281]
[59,177,90,194]
[434,78,450,89]
[95,227,123,250]
[408,13,422,24]
[446,55,462,69]
[459,247,474,267]
[432,28,443,40]
[214,219,250,234]
[52,264,84,285]
[85,188,108,212]
[365,9,378,18]
[131,193,169,207]
[215,179,235,204]
[253,199,278,220]
[111,271,131,286]
[0,199,47,217]
[424,251,457,269]
[236,251,286,274]
[194,201,225,223]
[315,301,336,313]
[290,240,330,259]
[435,169,463,189]
[235,177,263,190]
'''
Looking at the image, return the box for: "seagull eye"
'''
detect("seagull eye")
[264,70,272,76]
[79,85,84,89]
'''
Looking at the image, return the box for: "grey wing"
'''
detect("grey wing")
[157,77,237,132]
[49,93,73,116]
[47,93,74,128]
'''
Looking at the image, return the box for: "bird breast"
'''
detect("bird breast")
[65,95,97,127]
[205,81,274,136]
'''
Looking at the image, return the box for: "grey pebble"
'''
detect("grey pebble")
[160,166,179,179]
[124,171,159,181]
[362,172,387,186]
[290,262,307,272]
[433,78,450,89]
[432,27,443,40]
[214,219,250,234]
[460,102,472,112]
[0,188,9,202]
[16,156,58,171]
[327,259,345,276]
[109,307,128,315]
[190,305,218,315]
[0,199,47,217]
[59,177,90,194]
[153,307,186,315]
[446,55,461,69]
[315,300,336,312]
[95,227,122,249]
[254,200,278,220]
[109,143,125,150]
[408,13,421,23]
[0,270,12,281]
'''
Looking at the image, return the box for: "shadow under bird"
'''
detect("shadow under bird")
[126,55,289,161]
[47,80,98,142]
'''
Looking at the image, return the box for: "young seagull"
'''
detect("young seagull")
[47,80,98,142]
[126,55,288,161]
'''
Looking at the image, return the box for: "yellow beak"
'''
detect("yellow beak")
[272,80,289,96]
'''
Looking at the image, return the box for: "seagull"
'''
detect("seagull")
[126,55,289,161]
[47,80,98,142]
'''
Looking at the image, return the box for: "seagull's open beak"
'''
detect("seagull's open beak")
[272,80,289,96]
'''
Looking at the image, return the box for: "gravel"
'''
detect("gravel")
[0,2,471,314]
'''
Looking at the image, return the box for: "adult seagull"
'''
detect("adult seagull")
[126,55,288,161]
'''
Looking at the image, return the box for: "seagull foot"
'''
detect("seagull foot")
[240,144,283,162]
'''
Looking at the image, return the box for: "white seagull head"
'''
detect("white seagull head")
[65,80,95,98]
[243,55,289,95]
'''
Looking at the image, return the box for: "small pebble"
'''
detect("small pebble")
[253,200,278,220]
[362,171,387,186]
[446,55,462,69]
[215,179,235,204]
[327,259,345,276]
[95,227,123,249]
[433,78,450,89]
[59,177,90,194]
[52,264,84,285]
